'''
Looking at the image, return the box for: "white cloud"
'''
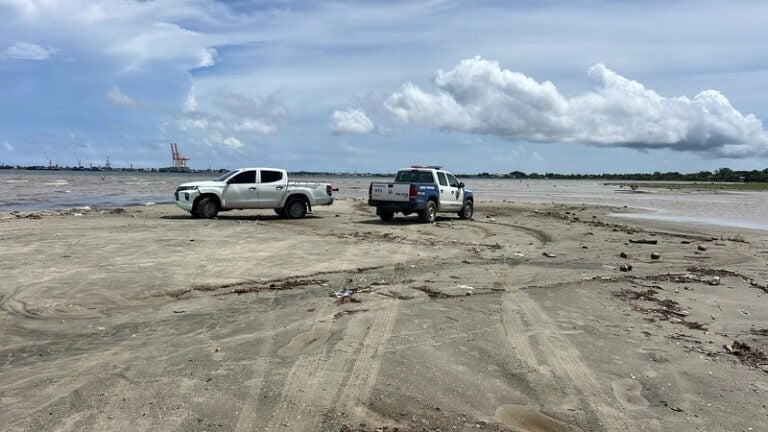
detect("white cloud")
[105,86,139,108]
[236,119,276,135]
[108,22,217,72]
[213,91,287,135]
[2,142,14,151]
[1,41,56,60]
[330,109,375,135]
[222,136,243,149]
[177,112,225,132]
[184,87,198,112]
[175,90,286,152]
[384,57,768,157]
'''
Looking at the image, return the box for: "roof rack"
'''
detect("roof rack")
[411,165,442,170]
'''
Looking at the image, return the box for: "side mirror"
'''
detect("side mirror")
[458,182,465,188]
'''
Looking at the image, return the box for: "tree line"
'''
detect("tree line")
[469,168,768,182]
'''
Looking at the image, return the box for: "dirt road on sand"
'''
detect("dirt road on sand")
[1,199,767,431]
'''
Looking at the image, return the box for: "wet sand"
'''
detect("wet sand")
[1,199,767,431]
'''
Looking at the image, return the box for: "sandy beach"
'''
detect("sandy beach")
[1,199,767,431]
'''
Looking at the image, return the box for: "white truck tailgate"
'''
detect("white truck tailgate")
[370,182,410,202]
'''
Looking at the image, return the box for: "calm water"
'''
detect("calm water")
[2,170,766,232]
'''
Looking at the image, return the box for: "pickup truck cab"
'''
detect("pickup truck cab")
[368,166,474,223]
[174,168,334,219]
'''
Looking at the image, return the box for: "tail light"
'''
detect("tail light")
[409,185,417,199]
[326,184,333,196]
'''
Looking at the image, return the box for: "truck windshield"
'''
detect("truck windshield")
[395,170,434,183]
[215,170,238,181]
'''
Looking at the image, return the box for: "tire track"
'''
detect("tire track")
[495,269,630,431]
[263,317,334,431]
[334,302,399,419]
[234,296,278,432]
[250,259,409,430]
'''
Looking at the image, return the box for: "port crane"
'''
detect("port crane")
[170,143,190,169]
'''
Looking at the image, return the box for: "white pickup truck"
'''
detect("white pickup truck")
[174,168,334,219]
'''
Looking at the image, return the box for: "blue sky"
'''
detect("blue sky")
[1,0,767,173]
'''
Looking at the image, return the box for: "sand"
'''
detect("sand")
[1,199,767,431]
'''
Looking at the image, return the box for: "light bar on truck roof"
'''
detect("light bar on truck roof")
[410,165,442,170]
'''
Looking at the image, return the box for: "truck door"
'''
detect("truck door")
[257,170,287,207]
[436,171,454,211]
[223,170,258,208]
[445,173,464,211]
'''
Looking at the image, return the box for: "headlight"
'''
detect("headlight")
[176,186,198,192]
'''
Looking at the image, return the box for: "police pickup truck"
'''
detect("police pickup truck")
[174,167,334,219]
[368,166,474,223]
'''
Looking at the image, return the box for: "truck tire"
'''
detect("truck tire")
[274,208,286,217]
[379,210,394,222]
[284,197,307,219]
[419,200,437,223]
[197,196,219,219]
[458,200,473,219]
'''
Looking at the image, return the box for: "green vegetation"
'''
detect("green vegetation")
[727,233,747,243]
[606,182,768,191]
[469,167,768,183]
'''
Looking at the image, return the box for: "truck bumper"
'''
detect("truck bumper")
[174,189,199,212]
[368,199,426,212]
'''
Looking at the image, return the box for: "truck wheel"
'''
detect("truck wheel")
[379,210,394,222]
[284,198,307,219]
[274,208,286,218]
[458,200,474,219]
[419,200,437,223]
[197,196,219,219]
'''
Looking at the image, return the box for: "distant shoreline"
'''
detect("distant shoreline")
[606,181,768,191]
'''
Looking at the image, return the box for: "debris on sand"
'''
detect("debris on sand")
[412,286,462,299]
[333,289,363,305]
[218,278,328,296]
[630,239,658,245]
[646,271,720,286]
[270,279,327,290]
[2,207,127,221]
[613,288,706,331]
[333,309,368,319]
[724,341,768,368]
[650,252,661,260]
[542,252,556,258]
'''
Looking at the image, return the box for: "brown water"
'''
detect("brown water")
[2,170,766,232]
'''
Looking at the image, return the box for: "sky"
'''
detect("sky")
[1,0,768,174]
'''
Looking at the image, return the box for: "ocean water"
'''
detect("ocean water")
[1,170,766,232]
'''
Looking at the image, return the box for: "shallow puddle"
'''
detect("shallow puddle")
[496,404,583,432]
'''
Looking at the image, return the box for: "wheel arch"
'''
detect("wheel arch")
[284,193,312,211]
[193,193,221,212]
